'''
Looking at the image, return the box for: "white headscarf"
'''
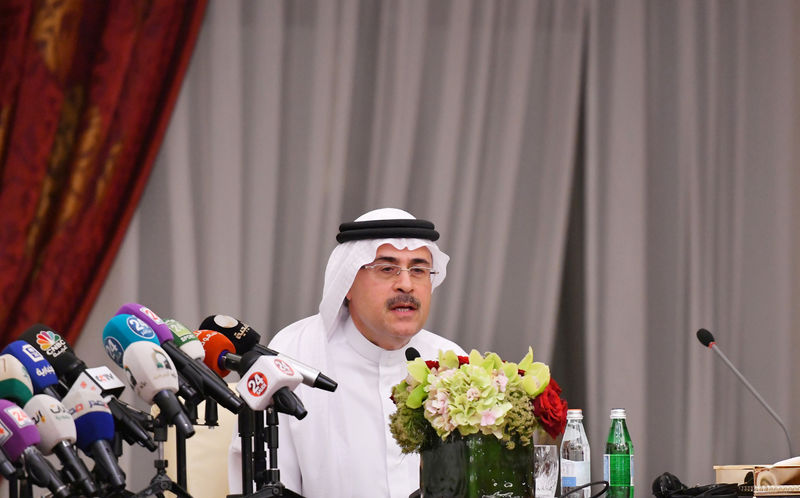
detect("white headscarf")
[318,208,449,334]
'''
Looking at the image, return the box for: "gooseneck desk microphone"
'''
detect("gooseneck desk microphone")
[696,328,794,457]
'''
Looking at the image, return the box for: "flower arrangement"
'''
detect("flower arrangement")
[390,348,568,453]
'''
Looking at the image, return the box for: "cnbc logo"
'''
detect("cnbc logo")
[35,330,68,357]
[36,330,60,349]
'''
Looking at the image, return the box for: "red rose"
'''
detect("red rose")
[532,379,568,439]
[457,356,470,365]
[425,360,439,369]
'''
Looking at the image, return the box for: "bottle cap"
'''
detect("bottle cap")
[566,408,583,420]
[610,408,627,419]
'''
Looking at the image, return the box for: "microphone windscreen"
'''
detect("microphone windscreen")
[18,325,82,383]
[0,399,40,462]
[115,303,172,343]
[122,342,179,403]
[0,354,34,405]
[62,389,114,451]
[2,341,58,394]
[102,314,160,367]
[405,347,421,361]
[199,315,260,354]
[23,395,76,454]
[697,328,716,347]
[236,356,303,411]
[73,411,115,452]
[166,319,205,361]
[194,330,233,377]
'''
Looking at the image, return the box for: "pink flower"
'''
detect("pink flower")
[426,390,450,416]
[493,372,508,392]
[480,410,498,426]
[466,387,480,401]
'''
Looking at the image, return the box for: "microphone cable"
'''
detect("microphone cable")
[558,480,610,498]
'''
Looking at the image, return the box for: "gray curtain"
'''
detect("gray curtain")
[69,0,799,494]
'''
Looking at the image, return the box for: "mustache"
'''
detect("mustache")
[386,294,421,309]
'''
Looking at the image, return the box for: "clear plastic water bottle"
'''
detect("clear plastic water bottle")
[604,408,634,498]
[560,408,591,498]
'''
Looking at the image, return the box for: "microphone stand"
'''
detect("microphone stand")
[19,478,31,498]
[253,410,267,489]
[229,406,304,498]
[234,407,255,496]
[15,465,30,498]
[134,414,191,498]
[248,406,304,498]
[173,397,218,492]
[709,342,795,456]
[8,470,18,498]
[175,392,212,491]
[176,427,188,491]
[97,433,135,497]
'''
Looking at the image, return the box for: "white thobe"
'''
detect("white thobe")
[228,314,465,498]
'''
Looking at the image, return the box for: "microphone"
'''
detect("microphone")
[104,314,201,405]
[2,340,62,399]
[199,314,338,392]
[194,329,263,378]
[19,324,128,399]
[195,329,306,418]
[23,394,98,497]
[121,341,195,438]
[0,354,34,405]
[696,328,795,456]
[19,323,157,451]
[236,354,307,419]
[62,384,126,490]
[166,319,206,361]
[102,313,161,366]
[116,303,244,414]
[19,324,92,389]
[0,447,15,480]
[0,399,70,497]
[194,329,236,377]
[405,347,421,361]
[164,318,214,417]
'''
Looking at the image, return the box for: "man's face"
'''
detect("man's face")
[346,244,434,350]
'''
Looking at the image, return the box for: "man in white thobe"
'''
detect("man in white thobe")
[228,208,465,497]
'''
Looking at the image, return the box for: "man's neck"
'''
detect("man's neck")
[349,317,412,351]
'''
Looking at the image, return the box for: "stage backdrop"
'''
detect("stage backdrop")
[74,0,800,494]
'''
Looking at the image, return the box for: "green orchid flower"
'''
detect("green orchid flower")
[520,362,550,397]
[517,346,535,372]
[439,349,461,370]
[407,357,430,384]
[406,384,428,409]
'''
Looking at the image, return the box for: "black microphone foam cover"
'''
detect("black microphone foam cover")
[697,328,715,347]
[199,315,260,355]
[405,347,421,361]
[19,324,85,385]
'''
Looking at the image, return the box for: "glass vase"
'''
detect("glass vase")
[420,433,535,498]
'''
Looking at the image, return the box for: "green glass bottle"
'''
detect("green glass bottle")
[603,408,634,498]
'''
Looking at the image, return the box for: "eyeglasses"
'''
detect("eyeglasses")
[361,263,438,282]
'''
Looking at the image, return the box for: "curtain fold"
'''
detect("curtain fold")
[583,0,649,483]
[0,0,207,346]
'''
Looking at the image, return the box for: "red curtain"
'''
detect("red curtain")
[0,0,207,347]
